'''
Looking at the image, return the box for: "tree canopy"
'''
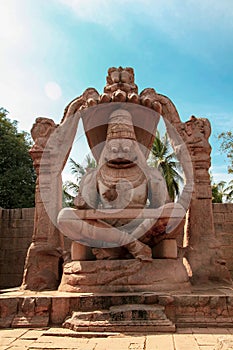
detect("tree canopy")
[0,108,36,208]
[218,131,233,174]
[211,179,233,203]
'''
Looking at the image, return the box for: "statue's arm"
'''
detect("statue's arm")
[74,169,98,209]
[148,167,169,208]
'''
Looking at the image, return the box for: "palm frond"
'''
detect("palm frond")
[69,158,85,176]
[150,131,184,201]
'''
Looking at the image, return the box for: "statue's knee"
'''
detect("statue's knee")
[57,208,78,227]
[57,208,71,223]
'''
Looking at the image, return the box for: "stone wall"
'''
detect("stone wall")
[0,208,34,289]
[0,204,233,289]
[213,203,233,278]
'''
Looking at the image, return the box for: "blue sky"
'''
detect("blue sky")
[1,0,233,183]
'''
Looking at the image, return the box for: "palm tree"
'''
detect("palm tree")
[63,155,96,207]
[149,131,184,201]
[225,180,233,201]
[211,181,226,203]
[211,179,233,203]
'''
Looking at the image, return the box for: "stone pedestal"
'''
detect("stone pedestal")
[63,304,176,333]
[58,258,190,293]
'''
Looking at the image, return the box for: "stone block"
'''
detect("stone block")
[220,247,233,269]
[10,219,34,228]
[213,203,228,213]
[22,208,35,219]
[0,298,18,327]
[196,184,212,199]
[218,203,233,213]
[12,209,23,219]
[152,239,177,258]
[19,297,36,316]
[227,297,233,306]
[2,252,27,274]
[111,295,144,308]
[224,212,233,222]
[144,294,158,304]
[222,223,233,233]
[2,209,11,220]
[35,297,51,315]
[218,233,233,246]
[0,273,22,288]
[175,296,199,307]
[51,297,70,324]
[0,237,31,249]
[11,314,49,327]
[63,304,176,333]
[0,226,13,237]
[213,213,225,223]
[215,223,224,233]
[198,296,210,307]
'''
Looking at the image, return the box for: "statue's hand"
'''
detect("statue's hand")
[74,193,88,209]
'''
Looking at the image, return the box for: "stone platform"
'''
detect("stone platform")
[63,304,176,333]
[59,259,190,293]
[1,285,233,332]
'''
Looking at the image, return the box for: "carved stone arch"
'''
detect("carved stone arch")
[156,93,181,126]
[21,66,231,291]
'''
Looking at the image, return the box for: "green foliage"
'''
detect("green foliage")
[62,155,96,207]
[211,179,233,203]
[0,108,36,208]
[149,131,183,201]
[218,131,233,174]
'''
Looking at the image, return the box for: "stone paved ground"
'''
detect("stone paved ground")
[1,327,233,350]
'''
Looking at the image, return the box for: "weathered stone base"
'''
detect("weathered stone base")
[1,289,233,330]
[63,304,175,333]
[0,296,50,328]
[58,258,191,293]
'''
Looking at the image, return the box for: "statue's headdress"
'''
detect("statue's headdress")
[81,103,160,161]
[106,109,136,141]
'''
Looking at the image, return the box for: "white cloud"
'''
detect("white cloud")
[210,163,232,183]
[45,82,62,101]
[59,0,233,63]
[211,172,232,184]
[0,1,66,132]
[0,0,32,54]
[59,0,122,28]
[59,0,233,33]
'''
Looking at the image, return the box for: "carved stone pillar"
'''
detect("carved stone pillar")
[22,114,80,290]
[178,117,231,283]
[21,118,63,290]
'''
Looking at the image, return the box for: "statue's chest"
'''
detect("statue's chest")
[97,179,148,209]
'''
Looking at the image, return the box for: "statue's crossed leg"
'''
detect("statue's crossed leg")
[57,203,184,261]
[58,209,152,261]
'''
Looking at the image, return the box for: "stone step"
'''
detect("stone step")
[63,304,176,333]
[63,320,176,333]
[11,314,49,328]
[44,328,122,338]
